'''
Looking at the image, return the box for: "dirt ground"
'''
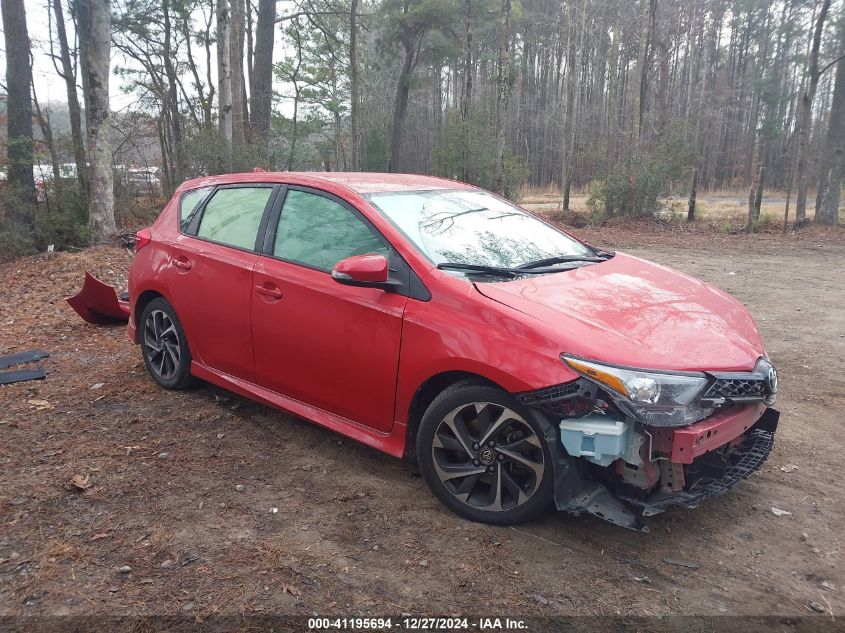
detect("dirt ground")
[0,225,843,621]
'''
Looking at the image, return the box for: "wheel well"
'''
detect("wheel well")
[133,290,164,342]
[404,371,500,460]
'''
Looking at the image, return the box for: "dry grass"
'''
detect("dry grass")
[517,186,842,227]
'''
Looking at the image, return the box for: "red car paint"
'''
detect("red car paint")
[127,172,767,460]
[67,272,131,324]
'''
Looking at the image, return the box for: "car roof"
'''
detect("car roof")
[177,171,475,195]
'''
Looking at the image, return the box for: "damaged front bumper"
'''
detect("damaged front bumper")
[521,386,779,531]
[625,411,777,517]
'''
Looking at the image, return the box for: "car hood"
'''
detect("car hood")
[474,253,764,372]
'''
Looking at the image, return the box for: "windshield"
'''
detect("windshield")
[366,189,594,270]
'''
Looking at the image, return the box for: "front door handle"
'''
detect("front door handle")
[172,256,192,271]
[255,283,283,300]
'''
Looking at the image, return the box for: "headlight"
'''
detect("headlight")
[561,355,713,426]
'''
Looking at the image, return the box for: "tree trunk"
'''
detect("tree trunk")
[32,92,62,214]
[249,0,275,144]
[217,0,233,145]
[605,0,622,171]
[493,0,512,195]
[632,0,657,143]
[349,0,360,171]
[77,0,117,244]
[230,0,246,144]
[815,18,844,226]
[50,0,88,195]
[460,0,472,182]
[162,0,183,192]
[2,0,36,220]
[746,162,765,232]
[687,169,697,222]
[794,0,831,222]
[389,36,417,173]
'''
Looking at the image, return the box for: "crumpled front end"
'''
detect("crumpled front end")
[516,363,780,531]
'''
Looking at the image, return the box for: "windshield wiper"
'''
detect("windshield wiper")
[436,262,519,278]
[437,261,584,278]
[515,253,612,270]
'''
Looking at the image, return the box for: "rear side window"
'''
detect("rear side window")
[196,187,274,251]
[179,186,214,231]
[273,189,387,270]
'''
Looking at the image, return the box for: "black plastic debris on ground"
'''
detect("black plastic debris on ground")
[0,350,50,385]
[0,368,46,385]
[0,349,50,370]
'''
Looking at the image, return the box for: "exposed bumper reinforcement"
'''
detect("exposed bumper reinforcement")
[624,411,778,516]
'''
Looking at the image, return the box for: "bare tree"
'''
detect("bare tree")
[349,0,360,171]
[249,0,276,143]
[217,0,233,144]
[2,0,36,219]
[77,0,117,243]
[815,16,844,226]
[49,0,87,194]
[492,0,512,194]
[230,0,246,143]
[794,0,831,223]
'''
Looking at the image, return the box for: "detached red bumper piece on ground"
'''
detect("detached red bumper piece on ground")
[66,271,130,325]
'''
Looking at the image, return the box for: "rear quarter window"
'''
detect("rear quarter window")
[179,186,214,231]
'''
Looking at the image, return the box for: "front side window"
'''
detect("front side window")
[179,186,214,231]
[273,189,387,270]
[195,186,273,250]
[367,189,594,269]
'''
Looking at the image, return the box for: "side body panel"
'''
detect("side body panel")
[251,256,407,432]
[165,233,258,380]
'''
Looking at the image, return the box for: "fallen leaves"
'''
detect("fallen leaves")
[71,474,91,490]
[280,583,301,596]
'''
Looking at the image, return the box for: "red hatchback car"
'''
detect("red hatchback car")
[128,172,779,530]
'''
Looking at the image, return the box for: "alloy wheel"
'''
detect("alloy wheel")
[143,309,181,381]
[431,402,545,512]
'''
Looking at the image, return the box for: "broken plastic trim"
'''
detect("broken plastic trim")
[66,272,130,325]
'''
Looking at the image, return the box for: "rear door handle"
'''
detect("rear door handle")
[255,283,283,300]
[172,256,192,271]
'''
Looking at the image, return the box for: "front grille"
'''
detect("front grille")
[704,377,766,400]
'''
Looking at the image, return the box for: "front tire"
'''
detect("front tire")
[416,382,554,525]
[139,297,195,390]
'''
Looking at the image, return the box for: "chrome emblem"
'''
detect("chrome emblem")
[479,448,496,465]
[766,366,778,395]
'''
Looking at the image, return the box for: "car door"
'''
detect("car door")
[251,186,407,432]
[166,184,279,381]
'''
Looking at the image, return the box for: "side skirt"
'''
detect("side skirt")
[190,361,407,458]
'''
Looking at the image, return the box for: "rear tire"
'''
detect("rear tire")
[139,297,195,390]
[416,382,554,525]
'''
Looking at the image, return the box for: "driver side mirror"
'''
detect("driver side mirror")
[331,254,397,291]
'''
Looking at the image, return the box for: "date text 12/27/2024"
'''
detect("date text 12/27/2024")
[307,617,528,630]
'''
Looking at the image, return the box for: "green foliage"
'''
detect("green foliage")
[361,129,389,172]
[588,123,697,218]
[0,184,36,260]
[431,109,528,198]
[35,184,90,250]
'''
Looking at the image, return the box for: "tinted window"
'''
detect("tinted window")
[179,186,214,231]
[273,190,387,270]
[196,187,273,250]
